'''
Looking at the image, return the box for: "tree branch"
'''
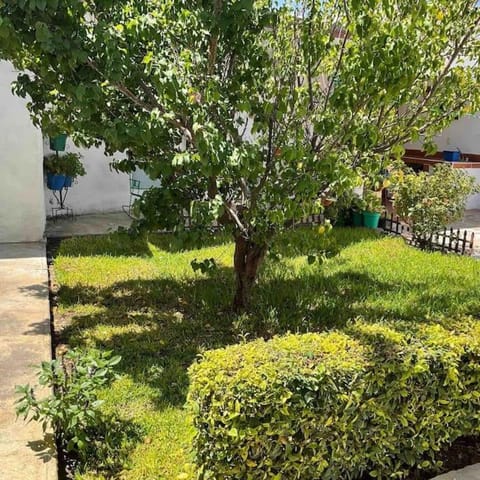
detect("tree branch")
[223,201,249,236]
[208,0,223,75]
[86,58,194,142]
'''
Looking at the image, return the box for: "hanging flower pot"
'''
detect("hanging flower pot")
[46,173,66,191]
[44,152,85,190]
[49,134,68,152]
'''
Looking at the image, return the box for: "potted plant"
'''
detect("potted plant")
[351,196,366,227]
[362,191,384,229]
[44,155,66,190]
[62,152,86,187]
[44,153,85,190]
[49,133,68,152]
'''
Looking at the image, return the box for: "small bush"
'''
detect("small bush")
[392,164,478,242]
[189,319,480,479]
[15,349,134,472]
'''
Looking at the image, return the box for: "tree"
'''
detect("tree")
[1,0,480,308]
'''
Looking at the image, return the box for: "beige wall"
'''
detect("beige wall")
[0,61,45,243]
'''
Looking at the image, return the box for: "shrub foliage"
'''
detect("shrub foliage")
[392,164,478,242]
[15,349,133,472]
[189,319,480,479]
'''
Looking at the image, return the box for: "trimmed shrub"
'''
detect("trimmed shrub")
[188,319,480,479]
[392,164,478,243]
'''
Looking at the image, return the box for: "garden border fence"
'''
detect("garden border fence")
[380,213,475,255]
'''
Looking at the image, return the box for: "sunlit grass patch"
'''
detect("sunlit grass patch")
[53,227,480,479]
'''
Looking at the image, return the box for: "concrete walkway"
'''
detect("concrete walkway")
[0,243,57,480]
[433,464,480,479]
[46,211,131,238]
[451,209,480,255]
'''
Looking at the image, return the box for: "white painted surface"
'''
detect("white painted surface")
[406,115,480,209]
[406,115,480,156]
[0,61,45,243]
[459,168,480,210]
[43,141,131,217]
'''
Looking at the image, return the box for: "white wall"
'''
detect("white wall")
[0,61,45,243]
[406,114,480,209]
[406,114,480,158]
[459,168,480,210]
[43,141,131,216]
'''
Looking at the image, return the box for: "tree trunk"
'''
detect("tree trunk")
[233,235,267,311]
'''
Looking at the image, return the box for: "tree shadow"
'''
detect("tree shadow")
[56,268,237,409]
[51,230,232,259]
[19,282,49,299]
[53,252,478,411]
[272,227,379,259]
[27,433,56,464]
[50,226,375,261]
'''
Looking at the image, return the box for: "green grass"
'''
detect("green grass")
[53,227,480,479]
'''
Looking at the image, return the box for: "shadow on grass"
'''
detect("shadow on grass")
[57,268,237,408]
[53,226,376,260]
[272,227,379,259]
[55,256,479,410]
[54,230,233,258]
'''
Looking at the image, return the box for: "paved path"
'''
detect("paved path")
[451,209,480,256]
[0,243,57,480]
[433,464,480,479]
[46,212,131,238]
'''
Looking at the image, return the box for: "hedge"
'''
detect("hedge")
[188,319,480,479]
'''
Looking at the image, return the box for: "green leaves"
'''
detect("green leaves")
[2,0,480,299]
[392,163,479,241]
[15,348,129,472]
[191,257,218,274]
[44,152,86,177]
[189,319,480,479]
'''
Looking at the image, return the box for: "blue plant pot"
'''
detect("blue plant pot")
[46,173,66,190]
[443,150,461,162]
[64,176,73,188]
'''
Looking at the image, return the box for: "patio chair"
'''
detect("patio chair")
[122,168,161,218]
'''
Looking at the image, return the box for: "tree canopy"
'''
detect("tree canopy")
[1,0,480,306]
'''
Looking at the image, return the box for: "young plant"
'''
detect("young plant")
[392,163,478,243]
[44,152,85,178]
[62,152,86,178]
[363,191,385,214]
[351,195,367,213]
[15,349,128,472]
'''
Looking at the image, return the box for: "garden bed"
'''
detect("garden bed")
[47,228,480,479]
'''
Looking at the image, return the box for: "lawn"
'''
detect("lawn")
[52,227,480,479]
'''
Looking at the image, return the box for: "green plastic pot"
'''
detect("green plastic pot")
[363,211,381,229]
[352,211,363,227]
[49,134,67,152]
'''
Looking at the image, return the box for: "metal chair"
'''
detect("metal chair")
[122,169,161,218]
